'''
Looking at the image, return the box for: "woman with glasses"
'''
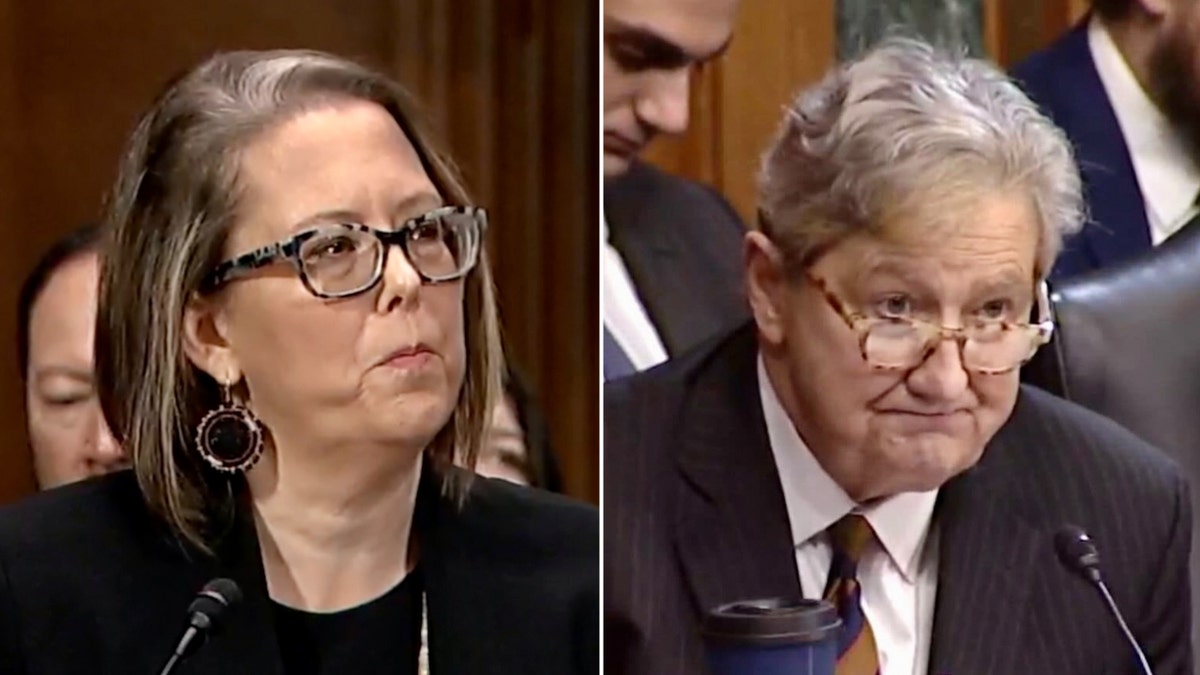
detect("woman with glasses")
[0,51,597,675]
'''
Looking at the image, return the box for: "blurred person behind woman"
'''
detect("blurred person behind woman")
[18,224,125,489]
[476,365,564,491]
[0,50,598,675]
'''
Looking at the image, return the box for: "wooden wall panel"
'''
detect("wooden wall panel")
[0,0,598,504]
[986,0,1089,68]
[717,1,836,226]
[541,0,600,500]
[0,0,29,502]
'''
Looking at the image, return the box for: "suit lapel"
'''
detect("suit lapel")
[604,163,735,356]
[617,226,697,356]
[1047,22,1152,273]
[673,327,801,616]
[927,418,1042,675]
[668,328,1049,673]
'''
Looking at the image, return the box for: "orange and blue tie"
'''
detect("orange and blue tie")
[824,514,881,675]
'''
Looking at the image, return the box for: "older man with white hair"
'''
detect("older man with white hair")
[605,38,1192,675]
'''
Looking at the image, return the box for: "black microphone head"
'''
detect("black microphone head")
[187,578,243,628]
[204,578,243,606]
[1055,525,1102,579]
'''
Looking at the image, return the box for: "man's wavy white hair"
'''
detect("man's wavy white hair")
[758,37,1084,277]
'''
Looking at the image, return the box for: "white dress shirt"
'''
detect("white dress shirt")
[758,356,939,675]
[602,215,668,371]
[1089,16,1200,244]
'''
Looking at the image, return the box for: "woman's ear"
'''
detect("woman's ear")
[181,293,241,385]
[743,231,789,347]
[1136,0,1171,19]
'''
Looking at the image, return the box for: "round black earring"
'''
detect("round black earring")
[195,383,264,473]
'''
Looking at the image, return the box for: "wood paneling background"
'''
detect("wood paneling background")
[0,0,598,504]
[991,0,1089,66]
[643,0,1089,227]
[0,0,21,505]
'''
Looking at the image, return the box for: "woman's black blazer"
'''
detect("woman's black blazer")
[0,465,598,674]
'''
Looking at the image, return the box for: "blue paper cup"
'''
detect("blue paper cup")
[702,598,841,675]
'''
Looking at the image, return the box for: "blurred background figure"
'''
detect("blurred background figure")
[602,0,748,381]
[1013,0,1200,279]
[1011,1,1200,656]
[476,365,564,492]
[18,224,124,489]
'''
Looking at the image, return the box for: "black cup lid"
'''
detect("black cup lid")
[701,598,841,646]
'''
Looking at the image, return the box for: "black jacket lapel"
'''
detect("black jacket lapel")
[673,326,801,615]
[606,177,698,356]
[605,162,748,356]
[927,421,1041,675]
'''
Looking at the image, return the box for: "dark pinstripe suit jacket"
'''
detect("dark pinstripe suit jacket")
[604,161,749,357]
[604,324,1193,675]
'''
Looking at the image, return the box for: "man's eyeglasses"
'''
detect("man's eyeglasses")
[201,206,487,299]
[806,273,1054,375]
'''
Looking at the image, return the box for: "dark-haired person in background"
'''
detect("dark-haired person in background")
[1013,0,1200,279]
[18,224,125,489]
[602,0,748,380]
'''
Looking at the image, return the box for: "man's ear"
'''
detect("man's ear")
[744,231,789,347]
[181,292,241,385]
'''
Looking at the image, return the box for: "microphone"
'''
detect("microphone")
[1054,526,1153,675]
[158,578,243,675]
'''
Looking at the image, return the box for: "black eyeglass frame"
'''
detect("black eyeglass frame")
[200,205,487,299]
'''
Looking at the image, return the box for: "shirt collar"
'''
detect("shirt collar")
[758,355,938,582]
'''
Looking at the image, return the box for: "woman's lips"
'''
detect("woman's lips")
[379,344,435,369]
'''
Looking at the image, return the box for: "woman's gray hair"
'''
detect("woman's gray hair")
[97,50,503,553]
[758,37,1084,277]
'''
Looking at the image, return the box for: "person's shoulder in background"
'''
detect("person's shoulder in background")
[1009,20,1091,115]
[606,160,745,236]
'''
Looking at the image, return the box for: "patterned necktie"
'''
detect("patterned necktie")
[824,514,881,675]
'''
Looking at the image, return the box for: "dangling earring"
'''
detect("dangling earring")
[195,382,264,474]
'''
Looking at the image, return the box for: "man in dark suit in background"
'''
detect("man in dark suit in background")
[606,39,1192,675]
[1012,0,1200,280]
[602,0,747,380]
